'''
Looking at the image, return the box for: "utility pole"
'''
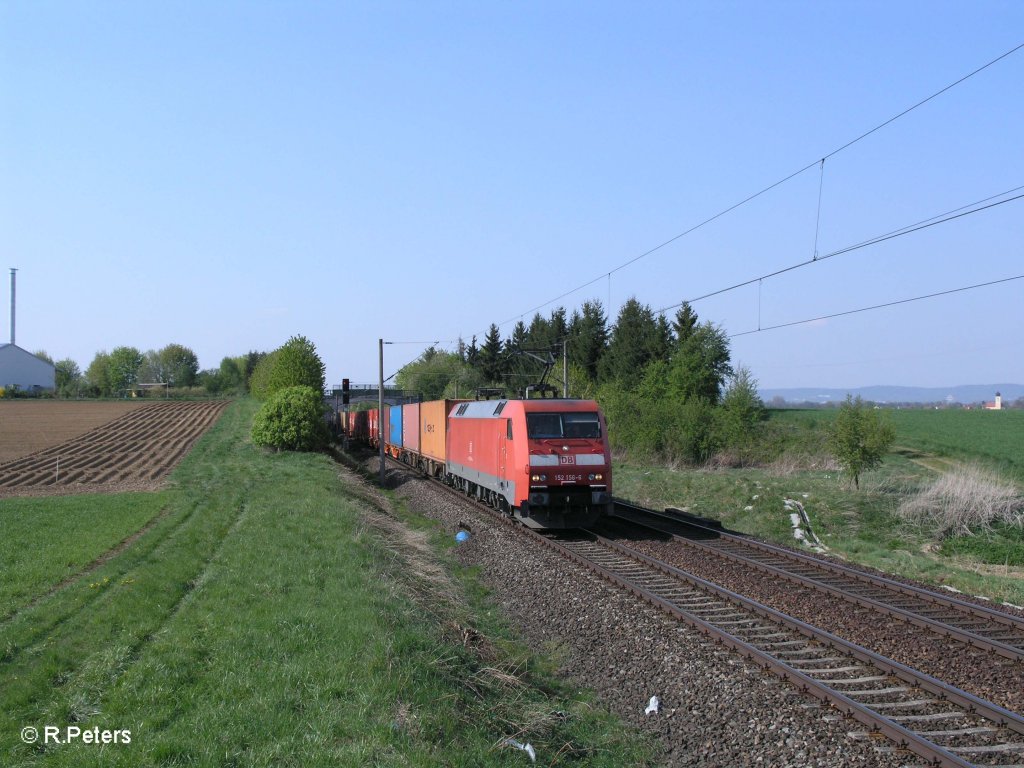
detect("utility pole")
[378,338,385,485]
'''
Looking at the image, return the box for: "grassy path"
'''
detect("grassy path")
[2,400,651,767]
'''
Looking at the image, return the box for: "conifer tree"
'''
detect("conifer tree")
[673,302,699,346]
[479,324,503,384]
[568,299,609,382]
[599,298,665,385]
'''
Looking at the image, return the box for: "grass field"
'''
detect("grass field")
[771,407,1024,478]
[0,493,169,621]
[1,399,652,767]
[614,407,1024,607]
[885,408,1024,478]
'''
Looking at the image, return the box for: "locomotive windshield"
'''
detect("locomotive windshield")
[526,412,601,439]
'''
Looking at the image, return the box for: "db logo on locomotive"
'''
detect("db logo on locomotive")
[559,455,575,465]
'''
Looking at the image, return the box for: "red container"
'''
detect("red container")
[347,410,369,441]
[402,402,421,454]
[367,409,379,447]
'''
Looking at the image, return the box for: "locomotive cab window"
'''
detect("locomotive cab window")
[526,412,601,439]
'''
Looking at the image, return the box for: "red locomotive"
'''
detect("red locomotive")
[347,398,612,529]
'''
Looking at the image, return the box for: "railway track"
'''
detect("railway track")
[385,457,1024,766]
[545,529,1024,768]
[611,500,1024,663]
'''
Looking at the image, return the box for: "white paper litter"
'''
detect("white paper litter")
[504,739,536,763]
[645,695,660,715]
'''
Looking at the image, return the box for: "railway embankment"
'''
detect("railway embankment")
[376,456,925,767]
[0,401,652,766]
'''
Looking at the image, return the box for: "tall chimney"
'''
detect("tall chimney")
[9,268,16,346]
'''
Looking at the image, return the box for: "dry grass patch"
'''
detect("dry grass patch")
[898,464,1024,538]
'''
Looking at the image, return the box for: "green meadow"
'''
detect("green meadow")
[1,400,652,767]
[771,407,1024,478]
[614,407,1024,607]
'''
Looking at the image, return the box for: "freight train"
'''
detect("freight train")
[344,398,613,529]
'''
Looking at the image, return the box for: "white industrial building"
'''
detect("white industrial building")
[0,343,56,392]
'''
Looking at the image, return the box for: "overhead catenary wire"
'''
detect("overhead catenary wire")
[377,43,1023,384]
[384,186,1022,384]
[656,185,1024,314]
[729,273,1024,338]
[812,159,826,260]
[483,41,1024,336]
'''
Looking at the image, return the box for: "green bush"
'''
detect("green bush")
[250,336,326,402]
[251,386,329,452]
[599,370,721,464]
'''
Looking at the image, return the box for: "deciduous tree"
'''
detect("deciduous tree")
[667,322,732,405]
[109,346,144,394]
[249,350,279,400]
[85,351,112,396]
[828,395,895,489]
[159,343,199,387]
[396,347,469,400]
[55,359,81,396]
[717,365,766,453]
[253,336,325,400]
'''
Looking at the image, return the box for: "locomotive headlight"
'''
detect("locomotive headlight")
[531,473,547,482]
[589,473,603,481]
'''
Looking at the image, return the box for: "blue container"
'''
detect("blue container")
[389,405,403,448]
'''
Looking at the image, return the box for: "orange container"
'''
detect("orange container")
[419,399,466,463]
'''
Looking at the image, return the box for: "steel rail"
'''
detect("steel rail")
[553,530,1024,768]
[380,456,1024,766]
[610,501,1024,662]
[586,531,1024,733]
[616,500,1024,630]
[617,498,1024,629]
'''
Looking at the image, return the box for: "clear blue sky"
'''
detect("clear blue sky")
[2,1,1022,390]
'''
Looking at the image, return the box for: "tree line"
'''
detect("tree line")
[395,297,766,464]
[33,345,270,398]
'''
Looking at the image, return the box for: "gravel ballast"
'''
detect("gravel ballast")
[622,529,1024,715]
[372,462,926,767]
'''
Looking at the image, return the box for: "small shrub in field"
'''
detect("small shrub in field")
[828,395,895,489]
[251,386,328,452]
[898,465,1023,538]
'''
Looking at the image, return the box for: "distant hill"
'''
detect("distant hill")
[758,383,1024,406]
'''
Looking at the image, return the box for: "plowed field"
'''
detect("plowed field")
[0,401,147,462]
[0,400,230,497]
